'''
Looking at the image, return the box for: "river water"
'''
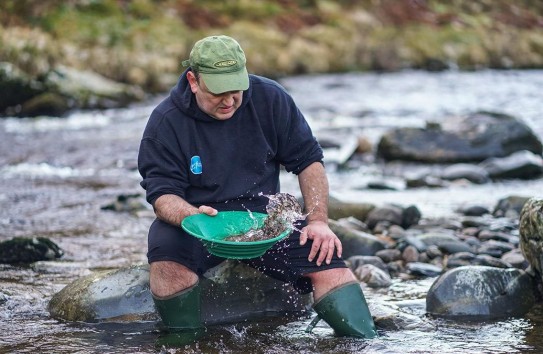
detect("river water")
[1,69,543,353]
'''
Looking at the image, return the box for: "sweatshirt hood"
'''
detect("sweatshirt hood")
[170,68,252,122]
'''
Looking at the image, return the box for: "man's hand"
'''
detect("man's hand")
[198,205,218,216]
[300,220,343,266]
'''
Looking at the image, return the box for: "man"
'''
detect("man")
[138,35,376,339]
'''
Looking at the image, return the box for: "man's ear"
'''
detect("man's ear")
[186,71,198,94]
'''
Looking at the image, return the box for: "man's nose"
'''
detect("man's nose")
[222,93,235,106]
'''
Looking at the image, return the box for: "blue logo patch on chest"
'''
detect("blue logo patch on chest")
[190,155,202,174]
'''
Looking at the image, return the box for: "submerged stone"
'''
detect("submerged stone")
[426,265,535,319]
[48,261,311,324]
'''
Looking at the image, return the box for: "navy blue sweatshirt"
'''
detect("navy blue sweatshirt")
[138,70,323,213]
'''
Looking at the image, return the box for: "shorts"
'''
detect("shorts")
[147,218,348,294]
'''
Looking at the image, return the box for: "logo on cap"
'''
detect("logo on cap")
[214,60,237,67]
[190,156,202,174]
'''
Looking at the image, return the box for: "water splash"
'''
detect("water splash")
[225,193,306,242]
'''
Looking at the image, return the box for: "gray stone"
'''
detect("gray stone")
[375,249,402,263]
[493,195,531,218]
[370,300,435,331]
[328,198,375,221]
[346,255,388,273]
[480,150,543,180]
[48,262,311,324]
[377,111,543,163]
[440,163,490,184]
[426,265,535,318]
[329,220,386,257]
[354,264,392,288]
[406,262,442,277]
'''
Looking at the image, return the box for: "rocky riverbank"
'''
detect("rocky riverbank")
[38,193,542,332]
[1,0,543,117]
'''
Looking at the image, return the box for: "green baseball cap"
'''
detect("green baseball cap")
[182,35,249,94]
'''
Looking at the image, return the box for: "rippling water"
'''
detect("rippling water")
[1,70,543,353]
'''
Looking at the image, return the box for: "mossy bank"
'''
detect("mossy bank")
[1,0,543,116]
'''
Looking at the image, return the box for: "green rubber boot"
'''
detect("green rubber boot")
[305,281,377,339]
[152,281,203,332]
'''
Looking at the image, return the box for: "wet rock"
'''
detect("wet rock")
[370,300,435,331]
[335,216,370,233]
[476,240,515,257]
[445,252,476,268]
[329,220,386,258]
[0,62,46,114]
[377,111,543,163]
[480,150,543,180]
[328,198,375,221]
[425,245,443,259]
[477,230,518,244]
[519,197,543,276]
[493,195,531,218]
[387,225,407,240]
[473,254,512,268]
[375,249,402,263]
[45,65,145,110]
[501,249,529,270]
[406,262,442,277]
[400,234,427,253]
[366,204,403,230]
[417,231,458,247]
[406,174,447,188]
[0,237,63,264]
[426,266,535,318]
[0,291,8,305]
[354,264,392,288]
[346,255,388,273]
[366,204,422,230]
[402,205,422,229]
[18,92,69,117]
[457,204,490,217]
[48,261,310,323]
[440,163,490,184]
[101,193,149,213]
[437,240,473,255]
[402,245,419,263]
[1,63,145,117]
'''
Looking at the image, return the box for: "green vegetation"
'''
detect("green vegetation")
[1,0,542,93]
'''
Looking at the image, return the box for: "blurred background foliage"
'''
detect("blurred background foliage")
[1,0,542,93]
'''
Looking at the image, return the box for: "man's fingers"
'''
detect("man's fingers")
[198,205,218,215]
[316,239,329,266]
[308,238,321,263]
[325,238,336,264]
[335,238,343,258]
[299,228,308,246]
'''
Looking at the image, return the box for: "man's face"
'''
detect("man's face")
[187,71,243,121]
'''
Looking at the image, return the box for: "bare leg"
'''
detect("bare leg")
[150,261,199,298]
[305,267,357,301]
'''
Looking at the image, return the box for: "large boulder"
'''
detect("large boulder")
[519,197,543,276]
[426,265,535,318]
[1,63,145,117]
[377,111,543,163]
[48,261,311,324]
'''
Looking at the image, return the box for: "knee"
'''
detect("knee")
[150,261,199,298]
[307,267,355,284]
